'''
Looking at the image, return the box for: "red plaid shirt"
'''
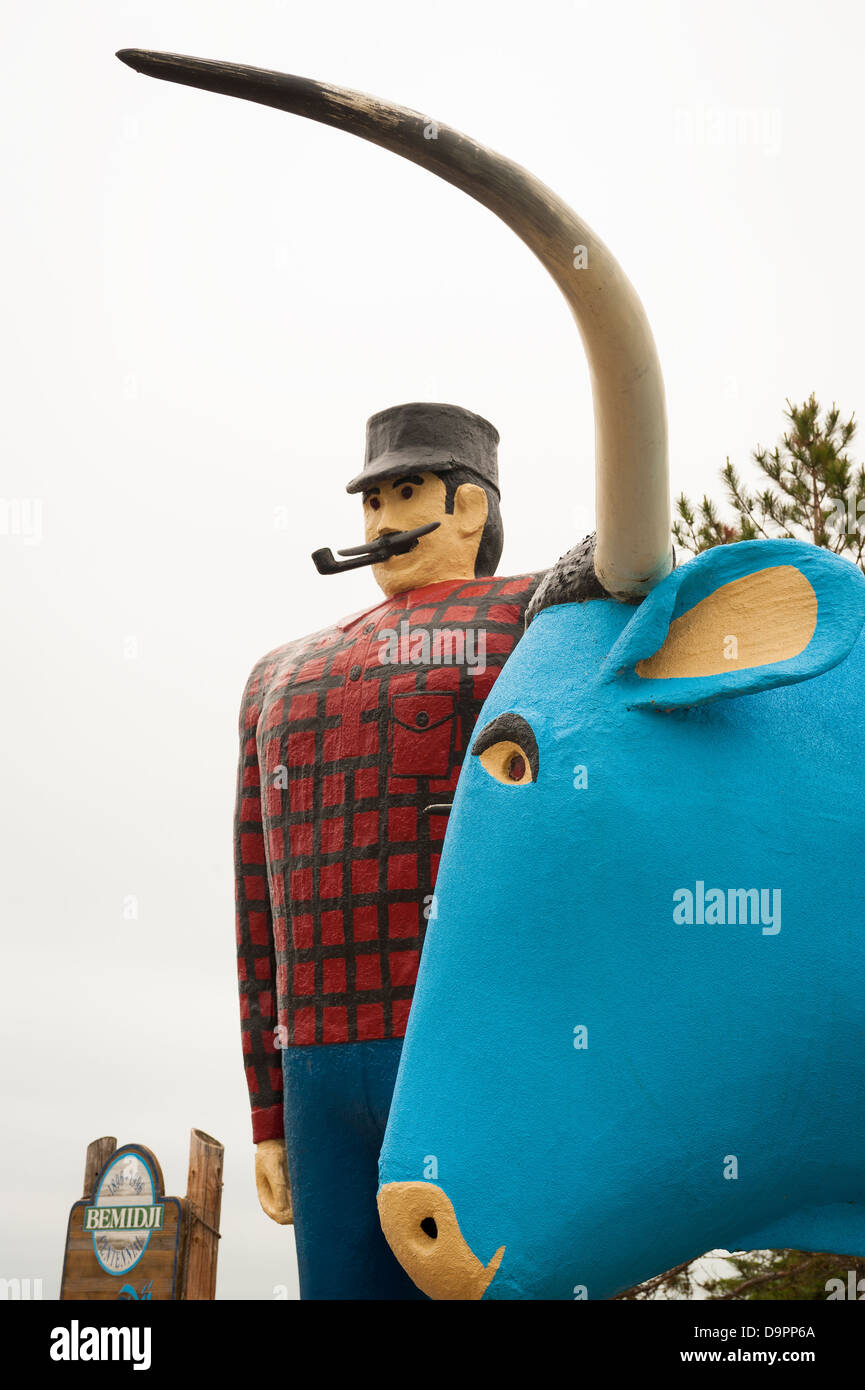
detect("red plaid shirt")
[234,573,540,1141]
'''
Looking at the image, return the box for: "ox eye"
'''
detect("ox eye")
[478,740,533,785]
[471,712,539,785]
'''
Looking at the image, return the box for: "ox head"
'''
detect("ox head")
[118,52,865,1296]
[378,538,865,1297]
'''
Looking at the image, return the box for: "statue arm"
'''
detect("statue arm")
[234,668,293,1223]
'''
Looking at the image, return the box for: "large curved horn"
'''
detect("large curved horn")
[117,48,672,601]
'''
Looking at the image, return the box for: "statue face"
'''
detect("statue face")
[362,471,487,597]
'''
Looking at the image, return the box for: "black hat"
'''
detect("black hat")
[346,402,500,495]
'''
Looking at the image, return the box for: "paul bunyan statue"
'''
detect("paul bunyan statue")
[231,403,538,1299]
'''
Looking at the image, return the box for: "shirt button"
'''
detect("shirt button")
[416,710,429,727]
[349,664,362,681]
[363,622,374,634]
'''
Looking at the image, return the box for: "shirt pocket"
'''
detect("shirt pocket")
[388,692,457,777]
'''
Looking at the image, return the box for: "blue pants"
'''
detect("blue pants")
[281,1038,428,1300]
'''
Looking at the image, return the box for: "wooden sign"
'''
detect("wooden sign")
[60,1130,223,1301]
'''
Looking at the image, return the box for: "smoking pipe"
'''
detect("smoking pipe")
[312,521,440,575]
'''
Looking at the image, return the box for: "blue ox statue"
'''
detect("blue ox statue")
[119,50,865,1299]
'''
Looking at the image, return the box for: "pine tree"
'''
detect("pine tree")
[673,395,864,569]
[617,1248,863,1302]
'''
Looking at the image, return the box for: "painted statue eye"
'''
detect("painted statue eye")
[471,712,539,785]
[507,752,526,781]
[368,496,380,510]
[477,740,533,785]
[401,485,413,499]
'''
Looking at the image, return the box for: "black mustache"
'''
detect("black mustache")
[312,522,440,575]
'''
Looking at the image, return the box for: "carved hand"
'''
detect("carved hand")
[255,1138,293,1224]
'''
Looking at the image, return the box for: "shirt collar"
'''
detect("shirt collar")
[387,577,471,609]
[335,577,470,631]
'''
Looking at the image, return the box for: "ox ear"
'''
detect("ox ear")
[601,540,865,710]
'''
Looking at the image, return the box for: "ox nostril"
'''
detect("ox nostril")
[378,1181,505,1300]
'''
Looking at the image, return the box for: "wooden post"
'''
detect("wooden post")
[82,1136,117,1199]
[183,1128,224,1300]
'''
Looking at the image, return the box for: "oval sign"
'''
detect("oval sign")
[85,1149,165,1275]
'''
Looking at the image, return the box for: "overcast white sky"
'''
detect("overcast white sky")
[2,0,863,1300]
